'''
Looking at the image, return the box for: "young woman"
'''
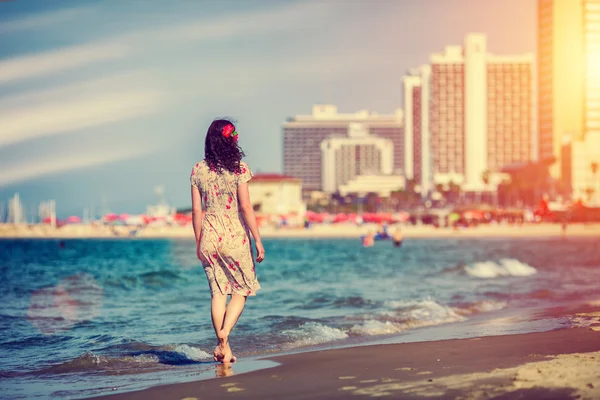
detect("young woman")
[190,119,264,363]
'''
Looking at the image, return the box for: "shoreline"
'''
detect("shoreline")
[1,222,600,239]
[90,327,600,400]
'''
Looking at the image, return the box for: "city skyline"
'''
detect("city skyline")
[0,0,536,216]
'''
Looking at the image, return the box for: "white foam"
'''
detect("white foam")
[452,300,508,317]
[130,354,160,363]
[384,299,464,322]
[350,320,403,336]
[344,299,467,336]
[169,344,212,361]
[282,322,348,348]
[402,299,465,325]
[464,259,537,279]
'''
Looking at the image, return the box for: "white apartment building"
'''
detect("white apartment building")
[403,65,433,194]
[7,193,25,224]
[404,33,535,194]
[338,174,406,197]
[571,132,600,204]
[320,123,393,193]
[283,105,403,190]
[538,0,600,197]
[248,174,305,219]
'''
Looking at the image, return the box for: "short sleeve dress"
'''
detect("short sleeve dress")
[190,160,261,296]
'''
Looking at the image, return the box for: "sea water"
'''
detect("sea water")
[1,236,600,398]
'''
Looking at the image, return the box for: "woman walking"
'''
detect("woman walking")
[190,119,265,363]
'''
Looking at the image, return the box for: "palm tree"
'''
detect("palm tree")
[448,180,461,205]
[584,187,595,204]
[481,170,491,205]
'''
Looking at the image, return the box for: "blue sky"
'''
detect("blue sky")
[0,0,535,218]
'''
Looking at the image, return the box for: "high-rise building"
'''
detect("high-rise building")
[283,105,403,191]
[403,66,432,194]
[584,1,600,138]
[38,200,56,226]
[538,0,586,180]
[538,0,600,195]
[7,193,25,224]
[320,123,393,193]
[404,33,534,193]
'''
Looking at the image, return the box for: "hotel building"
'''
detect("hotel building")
[283,105,403,191]
[538,0,600,200]
[403,66,432,194]
[538,0,586,180]
[404,33,534,193]
[320,123,394,193]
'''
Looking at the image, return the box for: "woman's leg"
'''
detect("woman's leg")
[218,294,247,363]
[220,294,247,337]
[211,293,227,361]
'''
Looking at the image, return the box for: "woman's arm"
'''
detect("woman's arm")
[237,182,265,263]
[191,186,204,244]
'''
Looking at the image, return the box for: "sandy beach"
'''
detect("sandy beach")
[91,327,600,400]
[1,222,600,239]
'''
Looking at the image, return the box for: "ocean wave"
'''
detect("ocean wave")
[349,320,403,335]
[33,344,212,375]
[464,259,537,279]
[346,299,467,337]
[452,300,508,316]
[384,299,466,324]
[348,298,509,336]
[281,322,348,348]
[293,295,377,310]
[104,269,186,290]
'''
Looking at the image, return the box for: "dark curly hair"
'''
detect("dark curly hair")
[204,119,245,174]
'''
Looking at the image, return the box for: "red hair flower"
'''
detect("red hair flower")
[222,124,234,138]
[222,124,239,142]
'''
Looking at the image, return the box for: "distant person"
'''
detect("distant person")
[190,119,264,364]
[561,213,569,238]
[362,231,375,247]
[392,226,404,247]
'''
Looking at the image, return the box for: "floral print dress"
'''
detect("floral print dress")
[190,160,261,296]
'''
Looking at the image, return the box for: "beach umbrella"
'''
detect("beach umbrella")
[104,213,119,222]
[65,216,82,224]
[393,212,410,222]
[379,213,394,223]
[332,213,348,223]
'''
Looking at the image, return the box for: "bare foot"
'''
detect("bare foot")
[218,330,237,364]
[213,344,224,362]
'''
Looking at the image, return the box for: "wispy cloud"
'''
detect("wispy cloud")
[162,1,334,41]
[0,1,334,85]
[0,42,127,84]
[0,69,156,108]
[0,6,92,34]
[0,89,164,148]
[0,148,152,187]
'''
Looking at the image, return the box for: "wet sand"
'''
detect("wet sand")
[91,327,600,400]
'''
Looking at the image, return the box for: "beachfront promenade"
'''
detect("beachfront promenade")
[1,222,600,239]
